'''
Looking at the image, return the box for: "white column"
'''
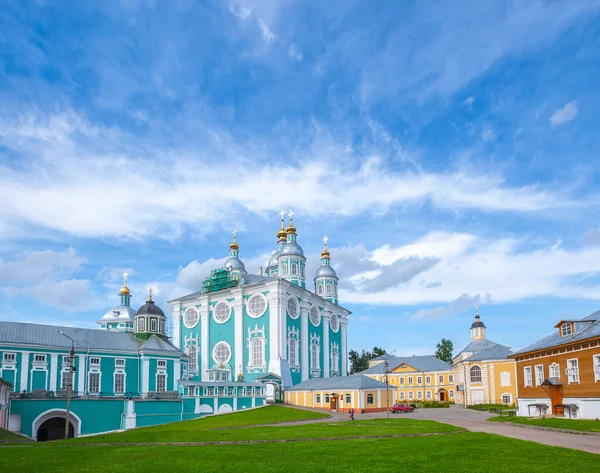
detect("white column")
[377,390,381,408]
[142,357,150,394]
[77,354,86,395]
[300,300,309,381]
[171,304,182,349]
[19,351,30,392]
[268,291,280,371]
[173,361,181,390]
[233,397,238,411]
[341,318,348,376]
[49,353,58,391]
[214,397,218,412]
[233,288,244,379]
[125,400,136,429]
[322,312,330,378]
[200,310,210,381]
[251,396,256,408]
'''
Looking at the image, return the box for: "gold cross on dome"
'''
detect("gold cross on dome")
[322,235,329,247]
[122,270,129,282]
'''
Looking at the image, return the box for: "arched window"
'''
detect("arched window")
[311,343,319,370]
[367,394,374,405]
[331,348,339,374]
[138,317,145,331]
[160,319,165,334]
[501,393,512,404]
[186,345,197,372]
[250,338,264,367]
[282,264,287,275]
[292,264,298,275]
[317,285,323,294]
[550,362,560,378]
[326,283,332,293]
[470,366,482,383]
[288,338,298,366]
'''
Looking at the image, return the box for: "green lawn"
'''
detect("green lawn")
[0,428,29,442]
[489,416,600,432]
[1,433,598,473]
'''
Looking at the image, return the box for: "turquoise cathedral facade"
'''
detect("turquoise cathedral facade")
[169,212,351,393]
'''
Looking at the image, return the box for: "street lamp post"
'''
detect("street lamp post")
[57,330,75,439]
[383,359,389,419]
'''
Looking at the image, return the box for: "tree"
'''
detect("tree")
[349,347,387,374]
[435,338,454,363]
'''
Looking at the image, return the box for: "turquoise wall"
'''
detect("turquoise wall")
[135,400,182,427]
[209,298,235,375]
[243,291,270,382]
[286,295,302,386]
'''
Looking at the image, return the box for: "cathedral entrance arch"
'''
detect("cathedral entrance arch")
[32,409,81,441]
[438,389,447,402]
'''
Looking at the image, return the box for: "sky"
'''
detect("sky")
[2,0,600,358]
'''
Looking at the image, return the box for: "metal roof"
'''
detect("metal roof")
[286,375,392,391]
[466,344,513,362]
[0,321,182,354]
[457,338,504,356]
[358,355,452,374]
[512,310,600,355]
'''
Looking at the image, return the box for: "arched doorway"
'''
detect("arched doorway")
[438,389,447,402]
[263,383,280,403]
[37,417,75,442]
[32,409,80,442]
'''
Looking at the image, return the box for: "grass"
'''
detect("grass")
[469,403,516,411]
[489,416,600,432]
[0,428,29,442]
[1,433,599,472]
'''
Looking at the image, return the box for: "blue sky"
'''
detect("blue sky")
[2,0,600,357]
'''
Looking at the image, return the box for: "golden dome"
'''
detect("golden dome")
[286,210,296,234]
[120,285,131,295]
[321,249,330,259]
[230,241,239,251]
[277,228,287,241]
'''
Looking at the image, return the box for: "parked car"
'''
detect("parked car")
[390,403,415,414]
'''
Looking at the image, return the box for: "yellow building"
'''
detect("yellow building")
[453,311,517,406]
[360,354,455,403]
[284,375,396,412]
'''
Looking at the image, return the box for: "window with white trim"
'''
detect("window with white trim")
[594,355,600,382]
[61,370,71,390]
[310,306,320,326]
[150,318,157,332]
[250,338,264,367]
[156,374,166,392]
[524,367,532,387]
[400,377,405,386]
[247,294,268,318]
[287,297,299,319]
[311,343,320,370]
[114,373,125,393]
[417,376,422,384]
[366,394,374,405]
[157,359,167,369]
[324,394,330,403]
[438,375,444,384]
[115,358,125,367]
[88,372,100,393]
[315,394,321,403]
[417,391,423,400]
[292,263,298,275]
[330,313,339,332]
[325,283,332,293]
[3,352,16,363]
[138,317,145,331]
[288,337,299,367]
[567,359,579,383]
[184,307,199,328]
[282,264,287,275]
[213,301,232,323]
[449,390,454,398]
[561,323,572,336]
[90,357,101,366]
[317,285,323,294]
[501,394,512,405]
[549,362,560,379]
[213,342,232,364]
[535,365,544,386]
[448,374,454,383]
[400,392,405,400]
[186,345,197,372]
[160,319,166,334]
[408,376,413,386]
[408,391,414,400]
[470,366,482,383]
[425,376,431,385]
[426,391,432,399]
[34,354,47,363]
[331,347,339,374]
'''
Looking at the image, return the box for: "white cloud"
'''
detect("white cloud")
[341,231,600,308]
[257,17,275,42]
[464,97,475,109]
[482,125,497,142]
[0,248,84,283]
[229,2,252,20]
[0,111,576,242]
[288,45,303,62]
[550,101,579,126]
[411,293,490,320]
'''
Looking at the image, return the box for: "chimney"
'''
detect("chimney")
[258,266,263,276]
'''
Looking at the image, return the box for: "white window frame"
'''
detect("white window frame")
[247,293,268,318]
[183,307,200,328]
[426,390,432,399]
[331,347,339,375]
[310,306,321,326]
[366,393,374,405]
[325,283,332,293]
[311,342,320,371]
[417,391,423,400]
[417,376,422,385]
[567,358,579,384]
[3,352,16,363]
[88,372,101,394]
[400,392,405,400]
[501,393,512,405]
[157,359,167,369]
[524,366,532,387]
[213,301,232,324]
[33,354,48,364]
[150,318,158,332]
[115,358,125,368]
[449,390,454,398]
[249,337,265,368]
[470,365,482,383]
[186,344,198,372]
[156,373,167,392]
[594,355,600,382]
[425,376,431,385]
[549,362,560,379]
[408,391,414,400]
[449,374,454,384]
[60,370,71,390]
[535,364,544,386]
[287,297,299,319]
[330,313,339,333]
[288,337,299,367]
[561,323,572,336]
[408,376,413,386]
[114,372,126,394]
[400,377,405,386]
[138,317,146,331]
[438,375,444,384]
[213,341,232,365]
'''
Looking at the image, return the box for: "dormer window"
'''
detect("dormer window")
[561,323,572,336]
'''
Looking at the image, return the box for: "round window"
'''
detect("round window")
[213,341,232,364]
[183,307,199,328]
[310,306,320,326]
[247,293,268,318]
[330,313,339,333]
[287,297,299,319]
[213,301,232,323]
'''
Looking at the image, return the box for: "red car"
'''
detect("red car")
[390,403,415,414]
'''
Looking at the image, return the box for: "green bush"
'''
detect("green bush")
[409,401,450,409]
[469,403,515,412]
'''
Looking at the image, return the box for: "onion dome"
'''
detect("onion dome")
[315,264,337,278]
[267,250,280,269]
[281,241,304,256]
[135,288,165,318]
[224,256,246,272]
[470,311,486,329]
[277,210,287,242]
[286,210,297,235]
[224,228,247,277]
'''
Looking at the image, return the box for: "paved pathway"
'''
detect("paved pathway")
[339,405,600,455]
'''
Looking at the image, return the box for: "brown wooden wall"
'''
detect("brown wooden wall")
[513,339,600,399]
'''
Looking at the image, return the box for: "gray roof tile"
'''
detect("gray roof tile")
[512,310,600,355]
[358,355,452,375]
[287,375,391,391]
[0,321,182,354]
[466,345,513,362]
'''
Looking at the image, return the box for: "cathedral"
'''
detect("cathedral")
[168,211,351,391]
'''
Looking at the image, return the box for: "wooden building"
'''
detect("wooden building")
[510,310,600,419]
